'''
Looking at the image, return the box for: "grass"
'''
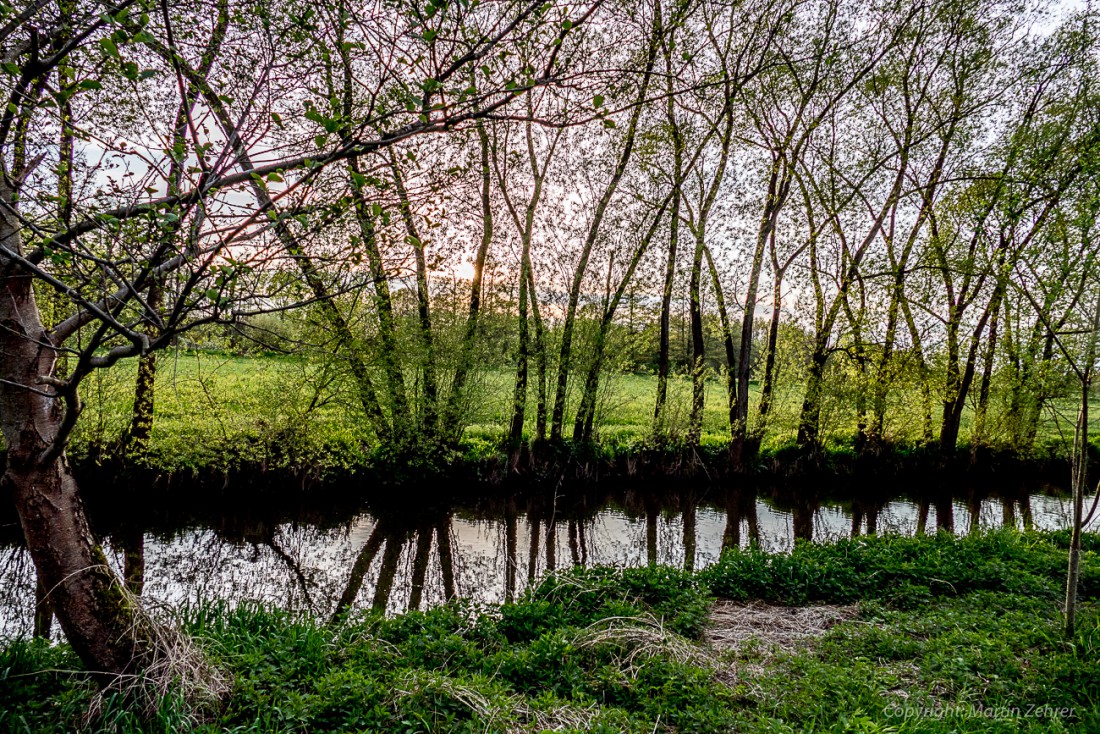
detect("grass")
[2,530,1098,732]
[65,349,1100,474]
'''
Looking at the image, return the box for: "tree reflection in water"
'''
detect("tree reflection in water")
[0,483,1078,639]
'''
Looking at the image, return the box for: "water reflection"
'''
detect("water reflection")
[0,481,1077,640]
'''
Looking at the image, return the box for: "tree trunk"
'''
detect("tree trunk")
[1,180,155,677]
[701,245,738,440]
[349,158,410,434]
[33,575,53,640]
[687,237,706,445]
[508,254,530,453]
[527,266,549,442]
[391,155,439,435]
[443,121,494,440]
[796,341,830,448]
[572,200,669,443]
[970,296,1002,454]
[550,18,659,441]
[654,5,684,437]
[756,266,783,434]
[1065,288,1100,637]
[941,293,1000,454]
[735,166,786,458]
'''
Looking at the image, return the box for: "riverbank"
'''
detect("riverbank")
[53,440,1085,518]
[2,531,1097,733]
[62,350,1098,479]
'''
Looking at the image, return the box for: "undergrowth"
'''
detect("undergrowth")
[1,530,1098,733]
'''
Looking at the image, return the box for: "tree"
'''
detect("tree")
[0,0,593,685]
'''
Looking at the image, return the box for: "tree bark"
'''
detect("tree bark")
[1,181,150,675]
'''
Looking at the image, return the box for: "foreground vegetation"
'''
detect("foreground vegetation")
[3,530,1098,733]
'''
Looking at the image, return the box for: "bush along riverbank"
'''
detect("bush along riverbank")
[45,438,1097,512]
[2,530,1099,733]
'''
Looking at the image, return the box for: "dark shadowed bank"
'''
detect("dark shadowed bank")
[9,440,1091,510]
[2,530,1098,733]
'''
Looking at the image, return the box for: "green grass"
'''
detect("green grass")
[67,350,1100,473]
[2,530,1098,733]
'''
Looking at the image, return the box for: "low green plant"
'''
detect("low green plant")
[2,530,1097,733]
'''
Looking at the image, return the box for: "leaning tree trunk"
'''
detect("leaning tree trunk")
[0,183,150,677]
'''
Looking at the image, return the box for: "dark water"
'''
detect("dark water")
[0,480,1077,639]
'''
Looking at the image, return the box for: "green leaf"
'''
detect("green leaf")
[267,172,284,183]
[561,18,572,31]
[99,37,120,58]
[2,62,20,76]
[78,79,103,90]
[593,94,604,108]
[603,118,616,129]
[271,112,283,128]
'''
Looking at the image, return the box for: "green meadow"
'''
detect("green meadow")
[69,350,1097,474]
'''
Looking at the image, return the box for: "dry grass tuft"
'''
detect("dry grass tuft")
[89,587,229,725]
[393,670,602,733]
[509,699,601,732]
[573,614,717,676]
[703,601,858,688]
[705,601,858,656]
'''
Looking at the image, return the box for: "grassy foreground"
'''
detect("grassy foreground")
[2,530,1099,733]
